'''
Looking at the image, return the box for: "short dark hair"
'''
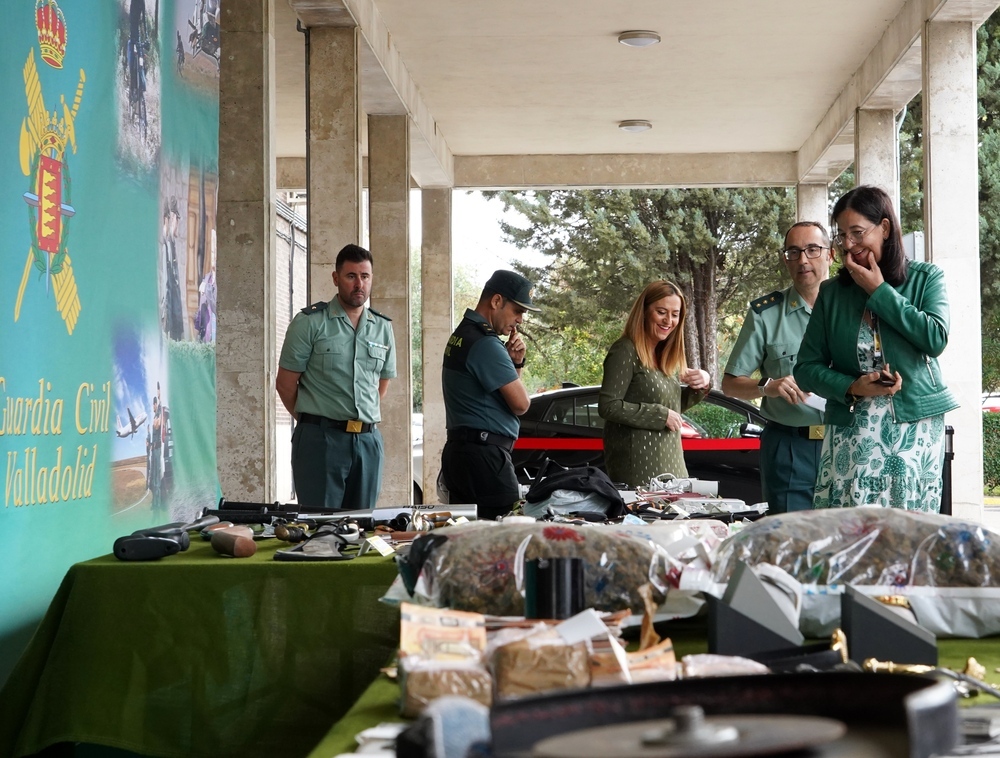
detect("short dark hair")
[784,220,830,248]
[832,185,908,287]
[335,244,373,271]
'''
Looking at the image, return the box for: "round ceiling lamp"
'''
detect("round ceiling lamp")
[619,120,652,133]
[618,30,661,48]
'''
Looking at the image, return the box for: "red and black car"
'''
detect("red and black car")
[513,384,765,503]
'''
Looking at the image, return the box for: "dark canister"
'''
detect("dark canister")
[524,556,585,620]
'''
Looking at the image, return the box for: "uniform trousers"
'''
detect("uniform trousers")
[292,420,383,510]
[760,423,822,515]
[441,440,520,520]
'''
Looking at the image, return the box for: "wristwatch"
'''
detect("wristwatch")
[757,376,770,396]
[513,360,525,369]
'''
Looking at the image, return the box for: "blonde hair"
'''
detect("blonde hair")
[622,280,688,375]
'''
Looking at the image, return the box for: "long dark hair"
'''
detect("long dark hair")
[831,185,908,287]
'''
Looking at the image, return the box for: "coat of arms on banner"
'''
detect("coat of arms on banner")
[16,0,84,335]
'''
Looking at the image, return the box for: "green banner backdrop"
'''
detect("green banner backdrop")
[0,0,220,684]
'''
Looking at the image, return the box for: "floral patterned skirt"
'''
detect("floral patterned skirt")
[813,396,945,512]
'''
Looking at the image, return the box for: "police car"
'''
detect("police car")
[512,384,765,503]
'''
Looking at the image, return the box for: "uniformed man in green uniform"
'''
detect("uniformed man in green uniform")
[722,222,834,514]
[441,270,538,520]
[276,244,396,510]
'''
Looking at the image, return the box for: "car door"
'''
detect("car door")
[513,390,604,482]
[682,394,763,503]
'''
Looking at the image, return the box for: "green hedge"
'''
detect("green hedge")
[985,412,1000,491]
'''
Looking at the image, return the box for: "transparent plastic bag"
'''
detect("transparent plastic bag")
[712,507,1000,588]
[396,521,670,616]
[399,656,493,717]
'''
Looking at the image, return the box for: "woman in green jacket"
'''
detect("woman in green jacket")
[794,185,958,511]
[598,280,711,488]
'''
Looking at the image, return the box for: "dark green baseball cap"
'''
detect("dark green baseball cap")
[485,270,541,312]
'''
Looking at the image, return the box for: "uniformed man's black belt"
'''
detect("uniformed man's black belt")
[767,421,824,440]
[447,427,516,452]
[299,413,375,433]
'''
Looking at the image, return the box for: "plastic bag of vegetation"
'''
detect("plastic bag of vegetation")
[712,507,1000,588]
[396,521,672,617]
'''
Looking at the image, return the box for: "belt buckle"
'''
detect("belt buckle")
[346,420,363,433]
[809,425,825,440]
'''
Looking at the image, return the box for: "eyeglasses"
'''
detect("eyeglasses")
[781,244,829,261]
[832,224,878,251]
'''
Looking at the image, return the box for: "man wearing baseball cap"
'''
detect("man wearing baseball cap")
[441,270,540,519]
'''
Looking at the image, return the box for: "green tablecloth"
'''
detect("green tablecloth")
[0,539,401,758]
[307,618,1000,757]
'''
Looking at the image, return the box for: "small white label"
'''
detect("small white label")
[366,535,396,556]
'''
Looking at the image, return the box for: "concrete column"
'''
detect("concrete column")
[795,183,828,226]
[421,189,453,504]
[855,108,900,213]
[368,115,411,506]
[217,0,276,501]
[308,26,363,303]
[923,20,983,522]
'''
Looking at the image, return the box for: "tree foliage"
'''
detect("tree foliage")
[979,12,1000,315]
[483,188,795,386]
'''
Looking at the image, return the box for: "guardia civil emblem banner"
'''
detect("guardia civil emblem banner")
[0,0,220,684]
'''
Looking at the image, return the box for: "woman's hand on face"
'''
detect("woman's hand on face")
[665,409,683,432]
[843,249,885,295]
[681,368,711,391]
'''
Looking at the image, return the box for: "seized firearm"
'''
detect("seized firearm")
[203,498,478,530]
[114,512,221,561]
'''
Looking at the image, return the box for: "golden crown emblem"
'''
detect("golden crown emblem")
[36,0,67,69]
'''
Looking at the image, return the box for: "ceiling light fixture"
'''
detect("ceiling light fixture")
[619,120,652,133]
[617,30,661,48]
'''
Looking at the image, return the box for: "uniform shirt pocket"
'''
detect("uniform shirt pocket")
[312,338,344,371]
[765,341,799,376]
[367,343,388,373]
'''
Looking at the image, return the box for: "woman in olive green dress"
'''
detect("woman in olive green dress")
[598,280,711,488]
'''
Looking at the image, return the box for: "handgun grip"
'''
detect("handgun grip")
[114,535,183,561]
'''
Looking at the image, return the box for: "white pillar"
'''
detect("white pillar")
[368,115,412,506]
[796,183,828,226]
[421,189,453,504]
[923,20,983,522]
[217,0,277,501]
[855,108,899,212]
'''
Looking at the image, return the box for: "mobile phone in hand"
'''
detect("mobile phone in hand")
[876,375,896,386]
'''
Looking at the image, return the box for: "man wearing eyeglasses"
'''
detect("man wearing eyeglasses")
[722,221,835,514]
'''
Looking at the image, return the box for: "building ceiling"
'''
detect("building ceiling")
[276,0,1000,188]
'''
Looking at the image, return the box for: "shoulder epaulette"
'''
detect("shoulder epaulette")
[368,307,392,322]
[750,291,783,314]
[477,321,496,336]
[300,301,328,315]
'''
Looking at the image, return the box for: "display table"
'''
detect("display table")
[306,619,740,757]
[307,618,1000,757]
[0,539,401,758]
